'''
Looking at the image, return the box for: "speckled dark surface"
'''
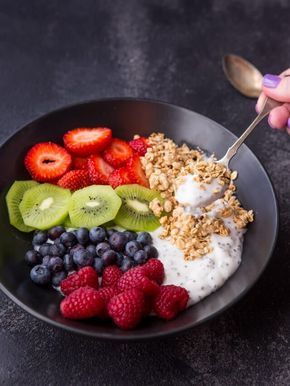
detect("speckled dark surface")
[0,0,289,385]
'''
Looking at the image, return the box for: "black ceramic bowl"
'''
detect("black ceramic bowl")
[0,98,278,340]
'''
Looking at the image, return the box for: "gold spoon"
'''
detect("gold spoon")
[222,54,263,98]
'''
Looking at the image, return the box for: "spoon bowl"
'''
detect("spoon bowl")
[222,54,263,98]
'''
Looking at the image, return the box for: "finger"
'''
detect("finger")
[280,68,290,77]
[256,92,267,113]
[268,105,290,129]
[287,118,290,135]
[262,74,290,103]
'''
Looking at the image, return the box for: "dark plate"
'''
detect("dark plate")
[0,98,278,340]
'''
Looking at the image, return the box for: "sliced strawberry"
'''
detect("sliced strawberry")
[63,127,112,156]
[24,142,72,182]
[88,155,114,184]
[108,167,133,188]
[72,156,88,170]
[129,137,149,156]
[103,138,133,168]
[57,170,91,190]
[126,156,149,187]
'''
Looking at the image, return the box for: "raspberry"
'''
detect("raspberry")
[107,289,145,329]
[129,137,149,156]
[98,286,120,317]
[60,287,104,319]
[101,265,123,288]
[117,267,159,297]
[142,259,164,285]
[60,266,98,296]
[153,285,189,320]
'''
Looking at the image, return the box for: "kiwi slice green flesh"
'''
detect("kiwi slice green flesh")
[114,184,162,232]
[68,185,122,228]
[19,183,71,230]
[5,180,39,232]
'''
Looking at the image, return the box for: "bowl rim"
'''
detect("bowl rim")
[0,97,279,341]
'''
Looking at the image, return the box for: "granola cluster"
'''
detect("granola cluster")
[142,133,254,260]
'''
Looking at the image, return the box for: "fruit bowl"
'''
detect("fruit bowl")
[0,98,278,340]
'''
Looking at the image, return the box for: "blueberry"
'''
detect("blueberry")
[69,244,84,257]
[76,227,89,245]
[86,244,97,257]
[107,229,117,237]
[120,257,133,272]
[143,245,159,259]
[30,265,51,285]
[48,226,65,240]
[48,257,64,273]
[55,243,66,257]
[49,244,60,257]
[136,232,152,246]
[101,250,117,266]
[96,242,111,257]
[42,255,52,266]
[51,271,67,287]
[93,258,104,275]
[32,231,48,246]
[125,240,142,257]
[63,254,74,272]
[123,231,137,242]
[89,227,106,244]
[54,237,62,245]
[60,232,77,248]
[39,243,52,257]
[24,250,41,266]
[116,252,124,267]
[73,249,94,267]
[133,250,148,265]
[109,232,127,252]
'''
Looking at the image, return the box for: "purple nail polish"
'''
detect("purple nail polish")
[263,74,281,88]
[287,117,290,128]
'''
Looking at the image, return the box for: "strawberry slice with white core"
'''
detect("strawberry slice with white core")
[88,154,114,184]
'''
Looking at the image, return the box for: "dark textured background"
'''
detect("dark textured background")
[0,0,289,385]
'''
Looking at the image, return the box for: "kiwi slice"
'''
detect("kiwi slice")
[114,184,162,232]
[63,216,75,229]
[5,180,39,232]
[68,185,122,228]
[19,183,71,230]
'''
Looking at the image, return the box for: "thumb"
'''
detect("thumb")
[262,73,290,103]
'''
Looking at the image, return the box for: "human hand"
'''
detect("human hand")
[256,69,290,134]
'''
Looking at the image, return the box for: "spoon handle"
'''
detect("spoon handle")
[218,97,281,166]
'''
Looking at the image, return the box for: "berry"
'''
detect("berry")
[42,255,52,266]
[24,142,72,182]
[73,249,94,267]
[103,138,133,168]
[60,232,77,248]
[76,227,90,245]
[57,170,91,190]
[143,245,158,259]
[101,250,117,266]
[136,232,152,246]
[115,252,124,267]
[86,244,97,257]
[102,266,123,287]
[129,137,148,156]
[63,127,112,156]
[117,267,159,297]
[48,226,65,240]
[88,155,114,184]
[109,232,127,252]
[153,285,189,320]
[96,242,111,257]
[123,231,137,242]
[60,266,99,295]
[48,257,64,273]
[52,271,67,287]
[120,257,133,272]
[126,155,149,187]
[93,258,104,275]
[107,289,145,329]
[125,240,142,257]
[108,167,133,189]
[107,229,117,237]
[49,243,65,257]
[39,243,52,257]
[69,244,84,257]
[32,231,48,246]
[89,227,106,244]
[133,250,148,265]
[98,286,120,316]
[30,265,51,285]
[24,250,42,266]
[60,287,104,319]
[63,254,75,272]
[142,259,164,285]
[72,156,88,170]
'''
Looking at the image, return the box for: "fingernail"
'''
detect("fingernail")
[288,117,290,128]
[268,115,276,129]
[255,103,260,113]
[263,74,281,88]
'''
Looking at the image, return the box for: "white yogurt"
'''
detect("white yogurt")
[151,201,244,306]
